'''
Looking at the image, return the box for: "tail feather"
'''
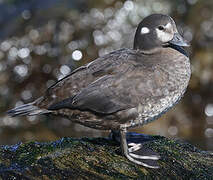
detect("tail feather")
[7,97,50,117]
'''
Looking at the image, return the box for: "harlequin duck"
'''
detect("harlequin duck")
[8,14,190,168]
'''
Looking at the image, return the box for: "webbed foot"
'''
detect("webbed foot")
[118,128,160,168]
[127,142,160,168]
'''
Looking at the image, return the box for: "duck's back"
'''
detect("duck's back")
[8,46,190,130]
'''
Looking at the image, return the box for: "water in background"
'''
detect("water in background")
[0,0,213,151]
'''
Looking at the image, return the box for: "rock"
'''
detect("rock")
[0,135,212,179]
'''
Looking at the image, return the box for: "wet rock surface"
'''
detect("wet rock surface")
[0,135,212,179]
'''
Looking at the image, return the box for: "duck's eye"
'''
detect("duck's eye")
[158,25,165,31]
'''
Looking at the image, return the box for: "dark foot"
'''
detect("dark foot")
[128,142,160,168]
[118,129,160,168]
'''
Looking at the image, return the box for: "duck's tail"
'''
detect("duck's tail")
[7,97,50,117]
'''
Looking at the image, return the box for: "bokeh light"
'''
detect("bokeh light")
[0,0,212,151]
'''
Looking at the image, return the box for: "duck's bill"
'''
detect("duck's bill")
[169,33,190,47]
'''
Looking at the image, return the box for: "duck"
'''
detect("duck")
[8,14,191,168]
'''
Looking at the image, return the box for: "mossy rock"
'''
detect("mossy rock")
[0,135,212,179]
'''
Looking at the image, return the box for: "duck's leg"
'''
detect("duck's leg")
[119,127,160,168]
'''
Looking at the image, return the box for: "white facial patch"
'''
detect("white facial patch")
[165,22,172,29]
[140,27,150,34]
[156,23,173,43]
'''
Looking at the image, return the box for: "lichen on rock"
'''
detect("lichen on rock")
[0,135,212,179]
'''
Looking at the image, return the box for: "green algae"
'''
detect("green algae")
[0,136,212,179]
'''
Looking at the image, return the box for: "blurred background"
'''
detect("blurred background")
[0,0,213,151]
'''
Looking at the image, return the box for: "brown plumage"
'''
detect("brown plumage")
[8,14,191,168]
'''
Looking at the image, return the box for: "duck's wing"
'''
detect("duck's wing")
[47,61,161,114]
[39,48,138,110]
[44,47,170,115]
[47,74,129,114]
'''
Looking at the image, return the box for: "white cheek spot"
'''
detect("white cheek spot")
[165,22,172,29]
[156,22,174,43]
[156,29,173,43]
[141,27,150,34]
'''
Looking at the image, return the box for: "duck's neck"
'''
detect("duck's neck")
[134,46,163,55]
